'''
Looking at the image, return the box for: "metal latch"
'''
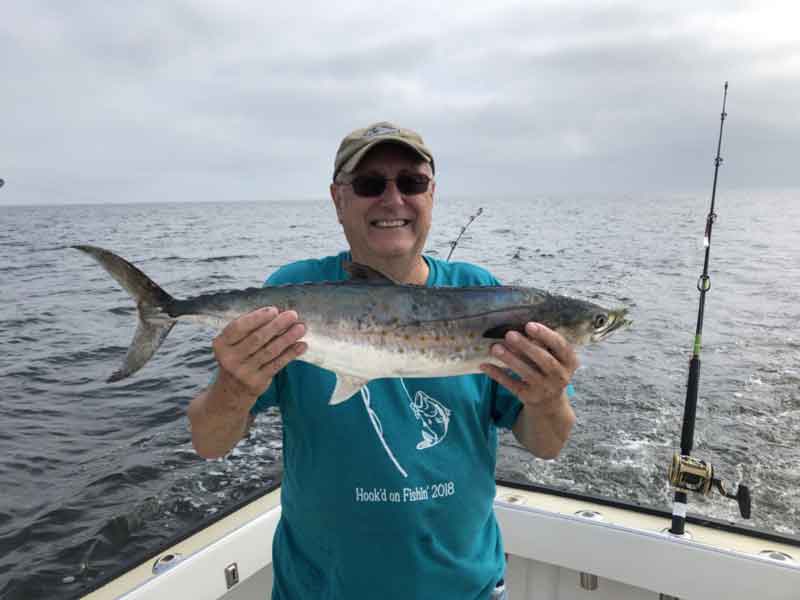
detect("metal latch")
[225,563,239,589]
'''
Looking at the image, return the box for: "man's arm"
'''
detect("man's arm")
[188,307,306,459]
[187,375,258,460]
[480,322,577,459]
[511,390,575,459]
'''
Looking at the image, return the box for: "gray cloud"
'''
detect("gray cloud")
[1,0,798,205]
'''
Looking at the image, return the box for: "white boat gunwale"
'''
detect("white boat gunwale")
[74,478,800,599]
[75,483,282,599]
[500,478,800,548]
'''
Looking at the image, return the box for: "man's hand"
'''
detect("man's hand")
[213,306,307,404]
[188,307,307,459]
[480,322,578,458]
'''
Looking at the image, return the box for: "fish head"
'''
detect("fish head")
[545,297,631,345]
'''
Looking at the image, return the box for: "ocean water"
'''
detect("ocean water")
[1,191,798,598]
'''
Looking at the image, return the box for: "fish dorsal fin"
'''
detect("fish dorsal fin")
[343,261,398,284]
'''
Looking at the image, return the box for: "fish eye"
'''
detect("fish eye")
[593,314,608,329]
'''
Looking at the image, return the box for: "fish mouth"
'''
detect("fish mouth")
[591,310,631,342]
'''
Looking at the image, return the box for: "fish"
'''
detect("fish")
[73,245,630,404]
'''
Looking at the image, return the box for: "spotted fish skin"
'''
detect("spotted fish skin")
[73,245,630,404]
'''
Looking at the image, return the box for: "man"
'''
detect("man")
[188,122,578,600]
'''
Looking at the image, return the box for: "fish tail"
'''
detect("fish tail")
[73,245,177,382]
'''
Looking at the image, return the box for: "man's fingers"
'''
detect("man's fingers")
[501,331,573,389]
[491,340,547,384]
[259,341,308,378]
[236,310,301,359]
[213,309,306,395]
[248,322,306,370]
[218,307,278,345]
[215,328,307,399]
[480,363,527,397]
[524,323,579,372]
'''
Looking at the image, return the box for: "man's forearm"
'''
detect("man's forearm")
[187,376,262,459]
[512,391,576,460]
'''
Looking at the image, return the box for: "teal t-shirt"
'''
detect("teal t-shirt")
[253,251,523,600]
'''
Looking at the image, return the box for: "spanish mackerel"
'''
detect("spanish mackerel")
[73,245,630,404]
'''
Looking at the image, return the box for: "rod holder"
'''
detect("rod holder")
[579,572,598,591]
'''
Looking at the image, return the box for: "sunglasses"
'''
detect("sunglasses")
[345,173,431,197]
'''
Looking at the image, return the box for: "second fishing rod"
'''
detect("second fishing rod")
[667,82,750,536]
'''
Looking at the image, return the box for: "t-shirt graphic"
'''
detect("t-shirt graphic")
[361,379,453,478]
[410,389,451,450]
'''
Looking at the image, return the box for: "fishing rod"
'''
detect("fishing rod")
[447,207,483,261]
[667,82,750,536]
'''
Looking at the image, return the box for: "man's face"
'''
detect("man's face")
[330,144,435,264]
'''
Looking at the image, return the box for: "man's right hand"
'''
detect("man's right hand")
[188,307,306,459]
[213,306,307,404]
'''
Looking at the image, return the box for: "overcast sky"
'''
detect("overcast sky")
[2,1,798,205]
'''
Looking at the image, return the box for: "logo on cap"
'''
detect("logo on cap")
[363,125,400,139]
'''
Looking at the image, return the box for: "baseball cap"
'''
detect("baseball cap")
[333,121,434,180]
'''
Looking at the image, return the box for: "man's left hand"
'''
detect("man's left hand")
[480,322,578,413]
[480,322,578,458]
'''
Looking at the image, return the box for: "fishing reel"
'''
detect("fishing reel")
[668,453,751,519]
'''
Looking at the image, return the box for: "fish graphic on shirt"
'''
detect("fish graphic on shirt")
[410,390,451,450]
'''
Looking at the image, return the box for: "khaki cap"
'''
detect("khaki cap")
[333,121,434,180]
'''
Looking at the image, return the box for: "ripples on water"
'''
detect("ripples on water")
[1,193,798,598]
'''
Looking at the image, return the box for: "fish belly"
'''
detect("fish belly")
[300,329,499,380]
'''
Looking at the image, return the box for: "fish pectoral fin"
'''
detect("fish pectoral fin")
[478,306,539,339]
[329,374,369,405]
[482,324,523,339]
